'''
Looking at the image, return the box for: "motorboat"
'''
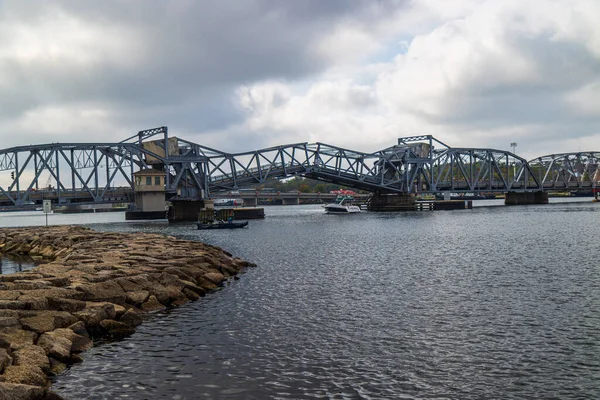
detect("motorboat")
[322,195,361,214]
[197,221,249,230]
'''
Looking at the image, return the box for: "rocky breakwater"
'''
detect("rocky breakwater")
[0,225,255,400]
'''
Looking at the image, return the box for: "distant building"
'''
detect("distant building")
[132,169,166,212]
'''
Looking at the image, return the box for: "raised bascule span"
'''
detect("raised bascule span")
[0,126,599,208]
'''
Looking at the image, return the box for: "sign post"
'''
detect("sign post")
[42,200,51,226]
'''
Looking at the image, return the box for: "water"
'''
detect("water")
[0,254,36,274]
[2,200,600,399]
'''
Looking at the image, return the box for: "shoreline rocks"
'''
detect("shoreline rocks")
[0,226,255,400]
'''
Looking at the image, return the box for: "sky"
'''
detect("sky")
[1,0,599,160]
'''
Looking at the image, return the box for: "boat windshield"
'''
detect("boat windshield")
[335,195,354,204]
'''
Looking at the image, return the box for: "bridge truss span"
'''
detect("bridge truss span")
[429,148,541,193]
[528,152,600,191]
[1,127,599,208]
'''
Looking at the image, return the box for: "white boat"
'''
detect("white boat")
[322,195,361,214]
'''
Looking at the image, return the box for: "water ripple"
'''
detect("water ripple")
[51,203,600,399]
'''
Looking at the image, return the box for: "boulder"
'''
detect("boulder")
[12,345,49,374]
[15,296,48,311]
[11,281,52,291]
[163,267,194,281]
[0,274,45,283]
[41,391,66,400]
[119,309,143,328]
[0,310,18,319]
[112,304,126,319]
[47,298,86,313]
[0,382,45,400]
[114,277,142,292]
[18,288,85,301]
[0,317,20,332]
[70,333,93,353]
[180,280,206,296]
[196,277,218,291]
[74,303,116,330]
[0,301,27,311]
[48,358,67,376]
[140,295,165,312]
[163,286,189,306]
[47,329,92,354]
[0,348,12,373]
[21,315,56,334]
[0,291,20,301]
[1,365,48,388]
[20,312,77,335]
[99,320,136,339]
[203,272,226,285]
[182,288,200,301]
[125,290,150,305]
[37,332,72,362]
[0,330,38,351]
[76,281,126,305]
[67,321,89,339]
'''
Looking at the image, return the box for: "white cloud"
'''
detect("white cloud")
[566,81,600,116]
[0,0,599,162]
[234,0,600,157]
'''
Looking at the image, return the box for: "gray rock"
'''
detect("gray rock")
[0,382,45,400]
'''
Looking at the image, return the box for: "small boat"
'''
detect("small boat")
[322,195,361,214]
[197,221,249,230]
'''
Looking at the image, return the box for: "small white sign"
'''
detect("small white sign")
[43,200,51,214]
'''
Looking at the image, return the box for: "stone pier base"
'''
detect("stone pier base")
[168,199,205,222]
[241,197,257,207]
[505,191,549,205]
[282,197,299,205]
[368,193,416,211]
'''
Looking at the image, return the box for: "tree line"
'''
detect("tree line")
[247,177,364,193]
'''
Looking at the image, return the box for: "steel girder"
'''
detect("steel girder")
[429,148,541,193]
[0,127,213,205]
[0,143,160,205]
[2,127,597,207]
[204,141,433,195]
[528,152,600,191]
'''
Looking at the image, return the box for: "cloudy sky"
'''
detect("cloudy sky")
[1,0,599,160]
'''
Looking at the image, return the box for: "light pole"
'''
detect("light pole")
[510,142,518,177]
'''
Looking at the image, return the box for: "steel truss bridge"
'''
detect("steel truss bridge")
[0,126,599,207]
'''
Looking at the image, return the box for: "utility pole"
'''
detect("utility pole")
[510,142,518,177]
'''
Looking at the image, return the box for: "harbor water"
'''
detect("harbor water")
[1,199,600,399]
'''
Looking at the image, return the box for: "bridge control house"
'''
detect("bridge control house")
[125,169,167,220]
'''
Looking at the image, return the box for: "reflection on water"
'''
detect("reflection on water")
[0,255,36,274]
[3,202,600,399]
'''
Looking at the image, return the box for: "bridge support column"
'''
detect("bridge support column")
[168,199,206,222]
[368,193,415,211]
[505,191,548,205]
[242,197,257,207]
[282,197,299,205]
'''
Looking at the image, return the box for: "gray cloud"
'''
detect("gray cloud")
[0,0,388,143]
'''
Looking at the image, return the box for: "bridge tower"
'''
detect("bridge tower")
[125,169,167,220]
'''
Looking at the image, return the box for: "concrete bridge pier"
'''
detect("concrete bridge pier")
[242,197,258,207]
[282,197,299,205]
[368,193,416,211]
[505,191,549,205]
[168,199,206,221]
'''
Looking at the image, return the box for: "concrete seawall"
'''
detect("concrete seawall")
[0,226,255,400]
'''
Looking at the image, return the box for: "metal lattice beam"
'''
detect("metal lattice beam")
[1,129,598,208]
